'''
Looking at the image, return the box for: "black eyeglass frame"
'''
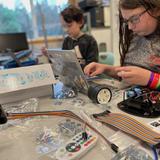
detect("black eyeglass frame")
[123,9,148,26]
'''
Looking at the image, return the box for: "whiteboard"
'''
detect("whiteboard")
[0,64,56,94]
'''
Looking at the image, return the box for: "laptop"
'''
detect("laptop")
[47,49,89,94]
[47,49,123,95]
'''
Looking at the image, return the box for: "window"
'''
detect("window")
[0,0,68,39]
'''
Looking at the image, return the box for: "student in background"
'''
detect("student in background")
[42,5,99,68]
[60,5,98,68]
[84,0,160,91]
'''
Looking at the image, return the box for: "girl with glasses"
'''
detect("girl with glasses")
[84,0,160,91]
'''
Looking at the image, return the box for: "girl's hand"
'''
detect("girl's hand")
[84,62,107,76]
[115,66,151,86]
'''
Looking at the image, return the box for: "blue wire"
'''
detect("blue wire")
[151,145,158,160]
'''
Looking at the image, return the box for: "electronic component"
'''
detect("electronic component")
[58,119,83,137]
[88,84,112,104]
[82,131,88,141]
[124,86,148,100]
[55,131,98,160]
[6,110,119,154]
[118,86,160,118]
[92,110,160,145]
[112,145,153,160]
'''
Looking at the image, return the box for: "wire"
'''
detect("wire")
[7,110,118,153]
[93,111,160,145]
[151,145,158,160]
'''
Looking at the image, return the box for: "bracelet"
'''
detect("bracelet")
[156,84,160,91]
[156,75,160,90]
[147,72,154,87]
[150,73,160,89]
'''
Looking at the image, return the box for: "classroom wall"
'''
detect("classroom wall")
[91,28,111,52]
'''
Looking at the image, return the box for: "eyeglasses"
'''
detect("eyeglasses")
[123,9,148,26]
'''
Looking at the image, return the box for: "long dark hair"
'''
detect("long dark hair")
[119,0,160,65]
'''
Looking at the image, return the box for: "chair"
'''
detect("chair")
[98,51,114,65]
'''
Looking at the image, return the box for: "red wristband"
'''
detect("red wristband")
[156,74,160,90]
[150,73,159,89]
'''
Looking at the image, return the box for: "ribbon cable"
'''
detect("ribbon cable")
[93,111,160,145]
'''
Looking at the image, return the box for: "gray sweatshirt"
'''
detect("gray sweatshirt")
[124,30,160,73]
